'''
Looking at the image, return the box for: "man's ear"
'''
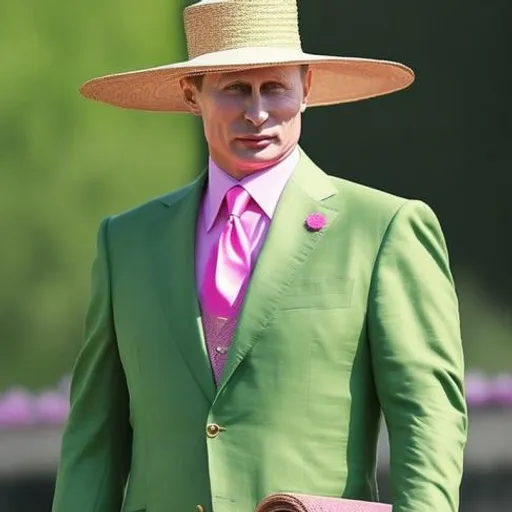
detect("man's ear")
[301,68,313,114]
[179,78,201,116]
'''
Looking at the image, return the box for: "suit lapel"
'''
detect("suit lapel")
[147,174,216,403]
[217,150,341,395]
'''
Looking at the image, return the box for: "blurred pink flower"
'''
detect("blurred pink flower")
[465,373,492,406]
[34,391,70,425]
[491,374,512,405]
[0,389,35,428]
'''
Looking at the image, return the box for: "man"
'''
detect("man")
[52,1,467,512]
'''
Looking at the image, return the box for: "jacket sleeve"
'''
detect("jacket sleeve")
[52,217,132,512]
[367,200,468,512]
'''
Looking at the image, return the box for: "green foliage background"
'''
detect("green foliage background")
[0,0,203,390]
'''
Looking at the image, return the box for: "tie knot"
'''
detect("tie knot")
[225,186,250,218]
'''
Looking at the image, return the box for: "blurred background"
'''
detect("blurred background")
[0,0,511,510]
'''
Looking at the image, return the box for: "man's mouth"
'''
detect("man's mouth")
[237,135,276,141]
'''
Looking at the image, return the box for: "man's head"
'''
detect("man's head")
[180,65,311,178]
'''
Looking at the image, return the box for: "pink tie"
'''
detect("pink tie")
[201,186,253,384]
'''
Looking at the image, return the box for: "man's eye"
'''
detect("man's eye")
[225,83,247,92]
[264,82,284,91]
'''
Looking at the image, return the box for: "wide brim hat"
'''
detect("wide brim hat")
[80,0,415,113]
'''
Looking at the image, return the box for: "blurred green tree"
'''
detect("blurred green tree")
[0,0,203,390]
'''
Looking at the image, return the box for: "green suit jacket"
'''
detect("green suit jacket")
[52,150,467,512]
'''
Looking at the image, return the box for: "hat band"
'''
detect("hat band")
[184,1,302,60]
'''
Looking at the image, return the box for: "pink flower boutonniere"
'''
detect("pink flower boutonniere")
[305,212,327,232]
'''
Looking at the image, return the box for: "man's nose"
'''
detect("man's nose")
[244,94,269,127]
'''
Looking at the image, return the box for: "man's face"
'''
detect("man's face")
[180,66,312,178]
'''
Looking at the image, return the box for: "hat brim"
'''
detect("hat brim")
[79,47,415,112]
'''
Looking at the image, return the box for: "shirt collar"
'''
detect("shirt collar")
[204,146,300,232]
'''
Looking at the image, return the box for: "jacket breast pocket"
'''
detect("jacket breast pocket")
[279,277,354,311]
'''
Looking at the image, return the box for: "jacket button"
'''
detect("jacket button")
[196,506,205,512]
[206,423,224,438]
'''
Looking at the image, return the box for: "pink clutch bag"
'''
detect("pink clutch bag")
[255,493,392,512]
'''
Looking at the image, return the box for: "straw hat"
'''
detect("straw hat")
[80,0,415,112]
